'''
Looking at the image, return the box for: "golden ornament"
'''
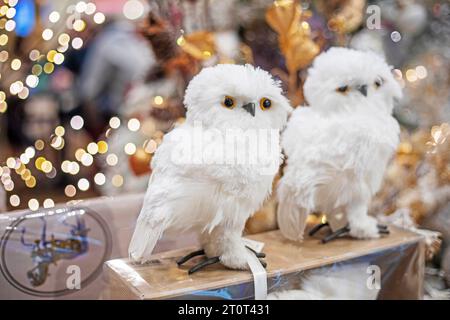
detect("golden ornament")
[265,0,302,37]
[177,31,216,61]
[315,0,366,34]
[266,0,319,74]
[284,31,320,73]
[129,148,152,176]
[265,0,320,106]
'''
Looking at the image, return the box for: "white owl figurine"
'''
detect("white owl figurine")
[278,47,402,242]
[129,64,292,273]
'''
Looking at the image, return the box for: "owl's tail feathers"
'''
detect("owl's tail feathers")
[276,189,309,242]
[128,216,166,264]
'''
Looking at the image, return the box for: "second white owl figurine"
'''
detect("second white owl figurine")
[278,47,402,242]
[129,64,291,273]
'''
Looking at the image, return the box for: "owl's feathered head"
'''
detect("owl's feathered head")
[304,47,402,114]
[184,64,292,130]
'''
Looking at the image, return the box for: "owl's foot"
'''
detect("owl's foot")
[176,249,219,274]
[218,243,266,270]
[309,221,389,243]
[378,224,390,234]
[349,216,387,239]
[176,246,266,274]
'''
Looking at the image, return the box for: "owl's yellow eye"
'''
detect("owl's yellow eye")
[336,85,349,93]
[222,96,235,109]
[260,98,272,110]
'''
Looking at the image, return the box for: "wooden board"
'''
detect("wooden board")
[104,226,424,299]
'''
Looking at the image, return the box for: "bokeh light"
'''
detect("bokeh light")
[123,0,145,20]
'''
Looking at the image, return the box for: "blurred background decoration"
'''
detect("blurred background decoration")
[0,0,449,297]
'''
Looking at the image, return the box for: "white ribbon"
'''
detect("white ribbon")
[243,238,267,300]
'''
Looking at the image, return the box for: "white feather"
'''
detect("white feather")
[278,47,402,240]
[276,183,309,242]
[129,64,292,268]
[268,263,380,300]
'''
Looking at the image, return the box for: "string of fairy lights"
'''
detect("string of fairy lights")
[0,0,106,112]
[1,110,161,211]
[0,1,155,211]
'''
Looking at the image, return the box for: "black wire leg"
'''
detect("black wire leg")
[322,225,351,243]
[245,246,266,258]
[181,246,269,274]
[377,224,390,235]
[321,223,390,243]
[308,222,330,236]
[176,249,205,266]
[246,246,267,268]
[188,256,220,274]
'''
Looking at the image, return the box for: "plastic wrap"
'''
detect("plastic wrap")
[0,194,198,299]
[1,194,425,300]
[104,226,425,300]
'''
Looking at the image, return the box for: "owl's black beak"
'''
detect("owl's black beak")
[242,102,256,117]
[357,85,368,97]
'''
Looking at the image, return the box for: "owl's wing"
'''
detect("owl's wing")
[128,126,187,263]
[276,183,309,242]
[128,175,169,263]
[277,107,321,240]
